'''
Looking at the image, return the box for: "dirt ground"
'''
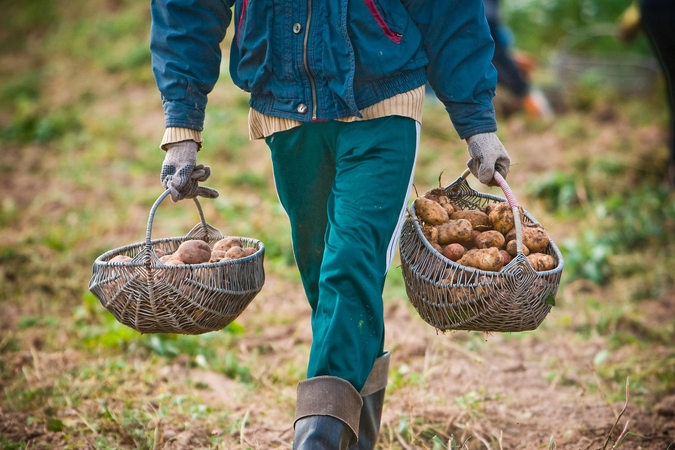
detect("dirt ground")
[2,274,674,449]
[197,281,675,450]
[1,91,675,449]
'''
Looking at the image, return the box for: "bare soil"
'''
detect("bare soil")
[1,268,674,449]
[1,88,674,449]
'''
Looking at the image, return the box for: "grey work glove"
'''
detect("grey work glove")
[466,132,511,186]
[160,140,219,202]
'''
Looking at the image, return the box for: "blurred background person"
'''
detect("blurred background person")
[619,0,675,188]
[484,0,554,120]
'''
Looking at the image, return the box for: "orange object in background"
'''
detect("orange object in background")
[522,87,554,121]
[513,50,536,81]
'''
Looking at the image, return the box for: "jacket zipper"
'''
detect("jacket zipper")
[302,0,318,120]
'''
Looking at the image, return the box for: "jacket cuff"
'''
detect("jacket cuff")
[162,98,206,131]
[160,128,203,151]
[446,103,497,140]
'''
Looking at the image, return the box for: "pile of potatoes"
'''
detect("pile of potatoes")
[108,237,257,265]
[414,188,556,273]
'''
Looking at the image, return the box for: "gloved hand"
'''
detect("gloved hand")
[160,140,219,202]
[465,132,511,186]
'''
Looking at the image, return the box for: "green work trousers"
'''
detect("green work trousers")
[266,116,419,391]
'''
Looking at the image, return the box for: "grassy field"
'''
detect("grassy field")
[1,1,675,449]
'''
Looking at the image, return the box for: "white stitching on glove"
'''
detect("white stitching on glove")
[161,140,219,202]
[466,132,511,186]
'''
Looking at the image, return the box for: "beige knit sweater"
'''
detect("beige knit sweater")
[160,85,425,149]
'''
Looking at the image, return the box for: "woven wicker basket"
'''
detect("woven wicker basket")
[399,170,563,333]
[89,190,265,335]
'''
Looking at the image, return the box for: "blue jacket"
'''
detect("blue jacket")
[150,0,498,139]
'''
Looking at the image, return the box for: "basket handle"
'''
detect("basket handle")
[461,168,525,255]
[143,189,208,263]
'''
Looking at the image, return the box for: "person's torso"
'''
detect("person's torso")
[229,0,429,121]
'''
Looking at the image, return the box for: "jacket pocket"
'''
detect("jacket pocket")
[363,0,403,44]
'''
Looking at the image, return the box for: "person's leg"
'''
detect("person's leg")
[268,116,418,448]
[266,123,336,308]
[268,123,361,448]
[306,115,418,392]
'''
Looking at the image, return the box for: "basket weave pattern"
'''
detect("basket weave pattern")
[89,191,265,335]
[399,174,563,333]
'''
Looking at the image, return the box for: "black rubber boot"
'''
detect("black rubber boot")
[349,352,390,450]
[293,415,354,449]
[293,376,363,450]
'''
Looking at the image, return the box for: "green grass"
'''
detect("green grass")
[2,1,675,449]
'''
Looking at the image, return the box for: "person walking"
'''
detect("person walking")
[483,0,554,120]
[151,0,511,448]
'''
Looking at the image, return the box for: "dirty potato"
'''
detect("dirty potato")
[437,219,473,245]
[522,226,550,253]
[414,197,449,225]
[487,202,523,235]
[506,240,530,257]
[527,253,556,271]
[456,247,504,272]
[474,230,505,249]
[109,255,132,263]
[422,225,439,246]
[213,237,243,253]
[441,243,466,262]
[225,246,248,260]
[449,209,490,230]
[209,250,229,263]
[174,239,211,264]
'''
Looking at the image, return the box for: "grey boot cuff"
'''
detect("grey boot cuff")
[360,351,390,397]
[294,376,364,443]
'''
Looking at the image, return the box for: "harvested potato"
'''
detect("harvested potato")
[209,250,229,263]
[449,209,490,230]
[174,239,211,264]
[504,227,517,243]
[242,247,257,257]
[159,254,173,264]
[437,195,455,216]
[487,202,523,235]
[527,253,556,271]
[474,230,505,249]
[505,240,530,257]
[499,250,513,265]
[164,258,185,265]
[109,255,132,263]
[464,230,482,250]
[422,225,439,246]
[414,197,449,225]
[422,186,447,202]
[154,248,166,258]
[522,226,550,253]
[213,237,243,253]
[436,219,473,245]
[225,246,248,260]
[457,247,504,272]
[442,243,466,261]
